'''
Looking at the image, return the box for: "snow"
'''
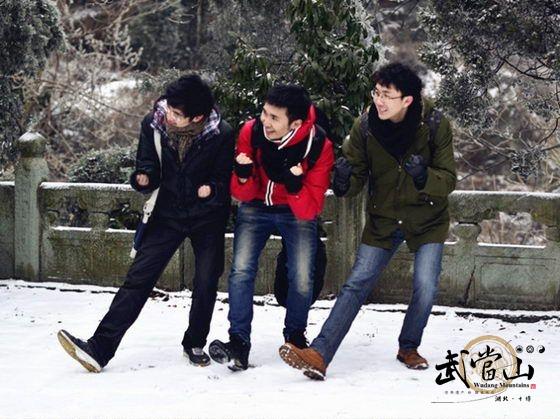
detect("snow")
[96,79,138,101]
[423,69,442,100]
[479,242,545,249]
[56,78,138,118]
[453,190,560,200]
[0,279,558,419]
[52,226,94,232]
[41,182,132,191]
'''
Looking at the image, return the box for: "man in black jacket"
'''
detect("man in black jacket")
[57,75,235,371]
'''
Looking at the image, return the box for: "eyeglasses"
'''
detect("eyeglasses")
[165,106,189,122]
[371,89,403,102]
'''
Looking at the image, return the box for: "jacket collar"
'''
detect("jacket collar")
[366,97,433,161]
[150,100,221,143]
[271,105,317,149]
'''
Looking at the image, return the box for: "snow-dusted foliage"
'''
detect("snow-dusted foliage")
[215,0,381,144]
[67,146,135,184]
[21,1,151,181]
[419,1,560,182]
[0,0,64,169]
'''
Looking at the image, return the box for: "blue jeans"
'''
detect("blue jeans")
[311,229,443,365]
[228,203,317,343]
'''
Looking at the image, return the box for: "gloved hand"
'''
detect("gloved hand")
[332,156,353,197]
[130,169,158,194]
[283,165,303,194]
[234,153,254,179]
[404,154,427,189]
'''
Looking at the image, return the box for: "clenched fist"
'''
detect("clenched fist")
[236,153,253,165]
[136,174,149,187]
[198,185,212,198]
[289,163,303,176]
[234,153,254,180]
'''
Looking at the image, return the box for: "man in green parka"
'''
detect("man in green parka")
[279,62,456,380]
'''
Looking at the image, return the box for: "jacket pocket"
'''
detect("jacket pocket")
[418,192,445,207]
[418,193,435,207]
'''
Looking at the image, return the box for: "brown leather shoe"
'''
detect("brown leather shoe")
[279,343,327,380]
[397,348,429,370]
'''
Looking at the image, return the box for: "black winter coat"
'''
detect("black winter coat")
[129,113,235,221]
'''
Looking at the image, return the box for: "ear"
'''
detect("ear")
[289,119,303,130]
[403,96,414,108]
[192,115,205,123]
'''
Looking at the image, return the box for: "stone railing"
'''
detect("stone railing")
[1,132,559,310]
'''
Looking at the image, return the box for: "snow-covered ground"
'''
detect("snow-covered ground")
[1,279,558,419]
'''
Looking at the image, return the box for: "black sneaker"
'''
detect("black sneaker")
[209,335,250,371]
[183,347,210,367]
[57,329,102,373]
[285,330,308,349]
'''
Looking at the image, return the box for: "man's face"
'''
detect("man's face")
[260,102,302,140]
[372,83,413,123]
[165,104,193,128]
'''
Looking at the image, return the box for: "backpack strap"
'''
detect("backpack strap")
[424,108,443,158]
[359,112,369,145]
[357,113,373,195]
[305,125,326,170]
[141,130,163,223]
[130,130,162,258]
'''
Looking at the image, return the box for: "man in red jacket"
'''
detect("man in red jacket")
[209,84,334,371]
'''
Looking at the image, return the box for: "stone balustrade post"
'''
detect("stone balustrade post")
[452,222,482,306]
[327,192,366,294]
[14,132,49,280]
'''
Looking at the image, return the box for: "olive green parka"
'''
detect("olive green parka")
[342,101,456,251]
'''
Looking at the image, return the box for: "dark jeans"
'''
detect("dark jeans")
[227,203,317,344]
[311,229,444,365]
[88,215,226,367]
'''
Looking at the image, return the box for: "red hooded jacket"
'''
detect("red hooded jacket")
[230,105,334,220]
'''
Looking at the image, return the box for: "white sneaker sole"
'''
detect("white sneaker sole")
[57,330,102,373]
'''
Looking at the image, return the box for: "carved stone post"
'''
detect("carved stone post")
[327,192,366,294]
[14,132,49,280]
[452,222,481,306]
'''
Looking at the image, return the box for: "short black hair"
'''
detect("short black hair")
[372,62,423,98]
[164,74,214,118]
[264,84,311,123]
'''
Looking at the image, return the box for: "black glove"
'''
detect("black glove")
[283,169,303,194]
[234,160,253,179]
[404,154,428,190]
[332,156,353,197]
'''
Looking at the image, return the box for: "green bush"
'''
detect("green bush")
[214,0,380,145]
[68,146,136,184]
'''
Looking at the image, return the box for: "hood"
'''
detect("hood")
[270,104,318,150]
